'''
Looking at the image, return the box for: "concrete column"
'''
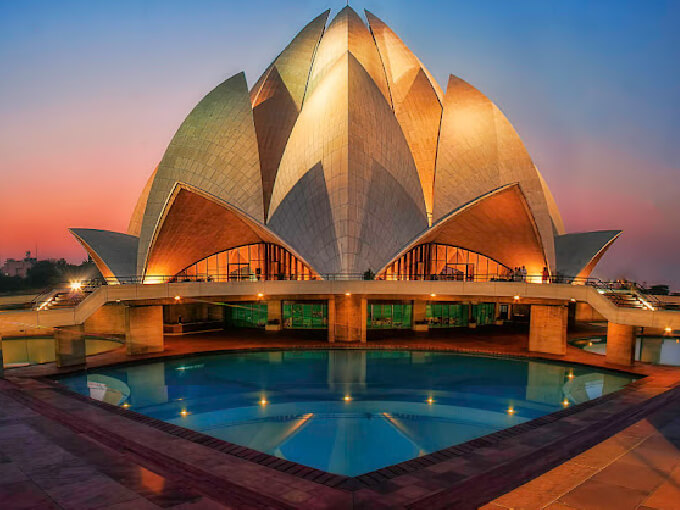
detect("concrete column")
[332,295,366,343]
[328,297,336,343]
[413,300,428,332]
[55,324,86,368]
[360,298,367,343]
[84,303,126,336]
[266,300,282,331]
[529,305,568,355]
[606,323,636,366]
[125,306,164,356]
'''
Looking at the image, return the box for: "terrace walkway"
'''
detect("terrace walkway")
[484,404,680,510]
[2,280,680,333]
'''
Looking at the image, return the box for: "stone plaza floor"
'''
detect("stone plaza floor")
[1,327,680,509]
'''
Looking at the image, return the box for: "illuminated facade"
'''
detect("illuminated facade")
[70,7,620,284]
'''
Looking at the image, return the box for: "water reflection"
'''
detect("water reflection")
[56,350,638,476]
[2,337,122,367]
[574,336,680,366]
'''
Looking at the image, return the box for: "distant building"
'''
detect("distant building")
[1,251,36,278]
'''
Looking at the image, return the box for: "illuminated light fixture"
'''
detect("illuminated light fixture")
[345,292,351,296]
[665,327,672,334]
[507,406,515,415]
[343,395,352,402]
[513,295,520,301]
[430,293,436,297]
[258,398,269,406]
[562,399,570,407]
[676,339,679,344]
[174,295,181,301]
[179,409,189,417]
[588,341,593,347]
[257,293,264,298]
[69,281,82,292]
[122,402,130,409]
[426,396,435,405]
[598,290,606,294]
[570,298,576,302]
[567,370,575,380]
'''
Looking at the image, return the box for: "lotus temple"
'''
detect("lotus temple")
[2,7,680,510]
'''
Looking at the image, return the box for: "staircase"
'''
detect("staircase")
[33,284,97,311]
[600,289,660,311]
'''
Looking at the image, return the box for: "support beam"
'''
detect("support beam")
[55,324,86,368]
[125,306,164,355]
[529,304,567,355]
[606,323,636,366]
[332,295,366,343]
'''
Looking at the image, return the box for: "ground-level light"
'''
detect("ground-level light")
[70,281,82,292]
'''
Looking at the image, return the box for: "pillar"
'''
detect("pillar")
[125,306,164,355]
[332,294,366,343]
[266,300,282,331]
[55,324,86,368]
[85,303,126,336]
[413,300,428,332]
[529,305,568,355]
[328,297,336,343]
[0,334,4,377]
[606,323,636,366]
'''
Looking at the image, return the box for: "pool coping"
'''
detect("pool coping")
[5,343,680,509]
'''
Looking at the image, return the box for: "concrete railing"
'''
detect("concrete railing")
[2,280,680,334]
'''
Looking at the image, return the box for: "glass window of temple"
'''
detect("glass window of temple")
[173,242,317,282]
[379,243,511,282]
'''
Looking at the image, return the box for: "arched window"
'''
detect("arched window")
[173,243,317,282]
[379,243,511,282]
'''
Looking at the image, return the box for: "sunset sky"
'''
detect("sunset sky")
[1,0,679,289]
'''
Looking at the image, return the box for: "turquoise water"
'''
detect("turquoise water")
[56,350,638,476]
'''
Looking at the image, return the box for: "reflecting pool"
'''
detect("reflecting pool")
[56,350,638,476]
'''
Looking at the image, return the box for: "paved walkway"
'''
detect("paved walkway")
[0,382,231,510]
[2,328,680,509]
[483,400,680,510]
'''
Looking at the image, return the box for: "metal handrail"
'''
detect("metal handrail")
[27,273,671,311]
